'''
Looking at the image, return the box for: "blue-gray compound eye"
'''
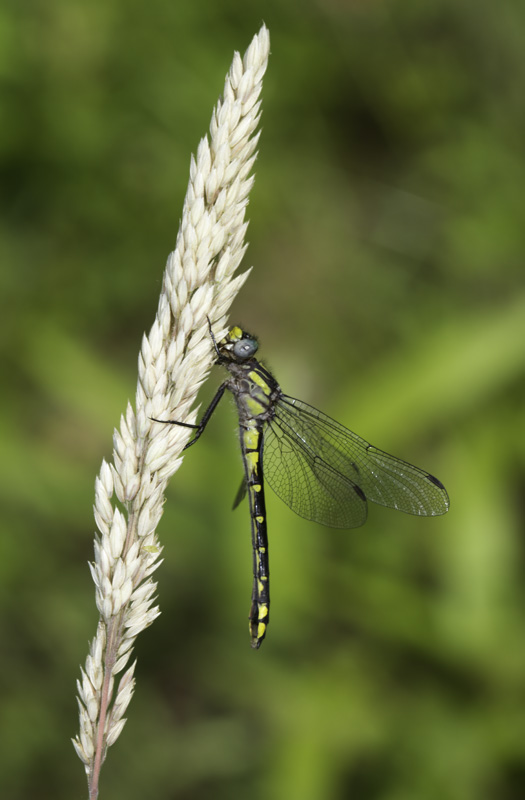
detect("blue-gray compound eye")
[233,337,258,359]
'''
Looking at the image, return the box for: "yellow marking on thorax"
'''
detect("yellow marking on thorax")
[249,370,272,395]
[245,396,266,416]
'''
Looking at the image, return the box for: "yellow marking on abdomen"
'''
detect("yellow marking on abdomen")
[245,451,259,472]
[243,428,260,450]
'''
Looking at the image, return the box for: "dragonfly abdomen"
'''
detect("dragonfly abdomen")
[240,422,270,649]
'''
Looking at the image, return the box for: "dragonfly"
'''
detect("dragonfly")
[153,323,449,649]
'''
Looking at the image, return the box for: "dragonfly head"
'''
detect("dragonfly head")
[219,326,259,362]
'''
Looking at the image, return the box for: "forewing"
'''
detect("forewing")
[262,407,368,529]
[273,396,449,517]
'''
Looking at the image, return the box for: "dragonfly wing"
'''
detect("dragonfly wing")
[272,395,449,518]
[262,409,368,529]
[232,475,247,509]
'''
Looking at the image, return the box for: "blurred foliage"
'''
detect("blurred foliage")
[1,1,525,799]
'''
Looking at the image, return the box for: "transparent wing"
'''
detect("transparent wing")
[262,394,449,528]
[262,408,368,530]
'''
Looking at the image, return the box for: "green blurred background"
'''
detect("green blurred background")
[2,1,525,798]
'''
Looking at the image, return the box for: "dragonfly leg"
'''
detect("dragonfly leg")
[150,382,227,449]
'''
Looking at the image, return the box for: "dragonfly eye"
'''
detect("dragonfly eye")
[232,337,258,360]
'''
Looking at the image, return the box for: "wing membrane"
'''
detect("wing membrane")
[262,395,449,527]
[262,408,367,529]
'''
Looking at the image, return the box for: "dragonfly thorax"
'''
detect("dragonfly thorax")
[226,359,280,426]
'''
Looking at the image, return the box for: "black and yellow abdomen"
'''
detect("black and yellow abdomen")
[233,365,276,648]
